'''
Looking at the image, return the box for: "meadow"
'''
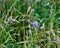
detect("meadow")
[0,0,60,48]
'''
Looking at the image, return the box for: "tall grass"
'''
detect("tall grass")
[0,0,60,48]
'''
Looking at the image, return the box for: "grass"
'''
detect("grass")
[0,0,60,48]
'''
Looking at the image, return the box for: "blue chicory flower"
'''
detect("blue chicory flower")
[32,21,38,28]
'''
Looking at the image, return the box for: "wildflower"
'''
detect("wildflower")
[40,23,45,29]
[32,21,38,28]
